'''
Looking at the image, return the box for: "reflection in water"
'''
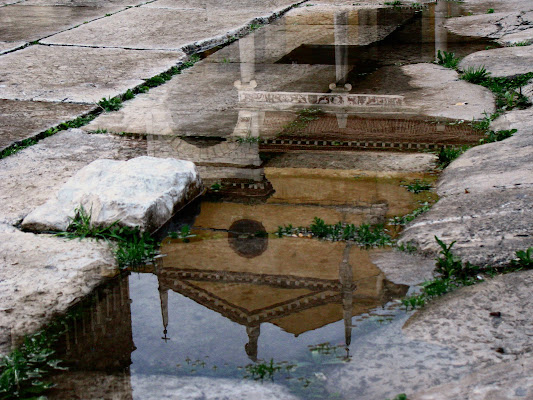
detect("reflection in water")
[157,222,408,362]
[227,219,268,258]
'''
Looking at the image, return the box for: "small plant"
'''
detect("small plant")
[123,89,135,100]
[510,247,533,268]
[113,226,157,269]
[98,96,123,112]
[384,0,402,5]
[0,328,67,399]
[436,145,469,168]
[235,136,261,144]
[144,76,167,88]
[390,202,432,225]
[56,205,120,241]
[436,50,460,69]
[182,54,201,68]
[460,66,490,84]
[479,129,516,144]
[57,205,158,269]
[509,41,531,47]
[279,108,325,136]
[487,8,494,13]
[244,359,282,381]
[402,179,432,193]
[278,218,392,247]
[168,225,196,243]
[434,237,480,281]
[210,182,222,191]
[249,23,263,31]
[386,395,408,400]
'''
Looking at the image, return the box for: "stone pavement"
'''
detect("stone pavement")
[1,0,533,399]
[0,0,305,149]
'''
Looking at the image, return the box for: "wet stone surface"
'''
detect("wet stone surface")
[1,0,532,399]
[0,4,124,42]
[0,100,94,151]
[0,45,185,102]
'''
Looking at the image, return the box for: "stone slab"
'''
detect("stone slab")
[404,270,533,366]
[22,156,203,233]
[412,355,533,400]
[0,40,25,54]
[459,45,533,78]
[399,115,533,266]
[143,0,298,11]
[0,45,185,102]
[459,0,533,14]
[497,28,533,46]
[401,63,496,120]
[0,99,94,151]
[491,107,533,132]
[446,10,533,40]
[327,311,472,400]
[369,250,436,286]
[0,129,146,226]
[84,61,337,135]
[0,4,124,42]
[22,0,144,6]
[0,223,116,355]
[42,6,289,50]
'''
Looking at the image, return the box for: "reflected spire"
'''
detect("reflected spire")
[339,243,355,351]
[159,283,170,342]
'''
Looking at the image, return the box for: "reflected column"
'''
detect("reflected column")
[233,33,263,138]
[339,243,355,358]
[331,10,351,129]
[435,0,448,60]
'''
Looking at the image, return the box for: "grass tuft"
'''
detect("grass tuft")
[277,218,392,247]
[56,205,157,269]
[460,66,490,84]
[436,50,460,69]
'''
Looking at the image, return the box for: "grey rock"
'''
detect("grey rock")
[0,129,146,226]
[0,223,116,355]
[459,45,533,78]
[497,28,533,46]
[399,120,533,267]
[369,249,436,286]
[412,355,533,400]
[130,375,301,400]
[22,156,203,233]
[401,63,496,120]
[404,269,533,367]
[446,10,533,40]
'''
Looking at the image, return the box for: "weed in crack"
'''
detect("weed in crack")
[402,238,533,310]
[56,205,158,270]
[98,96,123,112]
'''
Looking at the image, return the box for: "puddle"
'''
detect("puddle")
[43,2,494,398]
[45,169,447,399]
